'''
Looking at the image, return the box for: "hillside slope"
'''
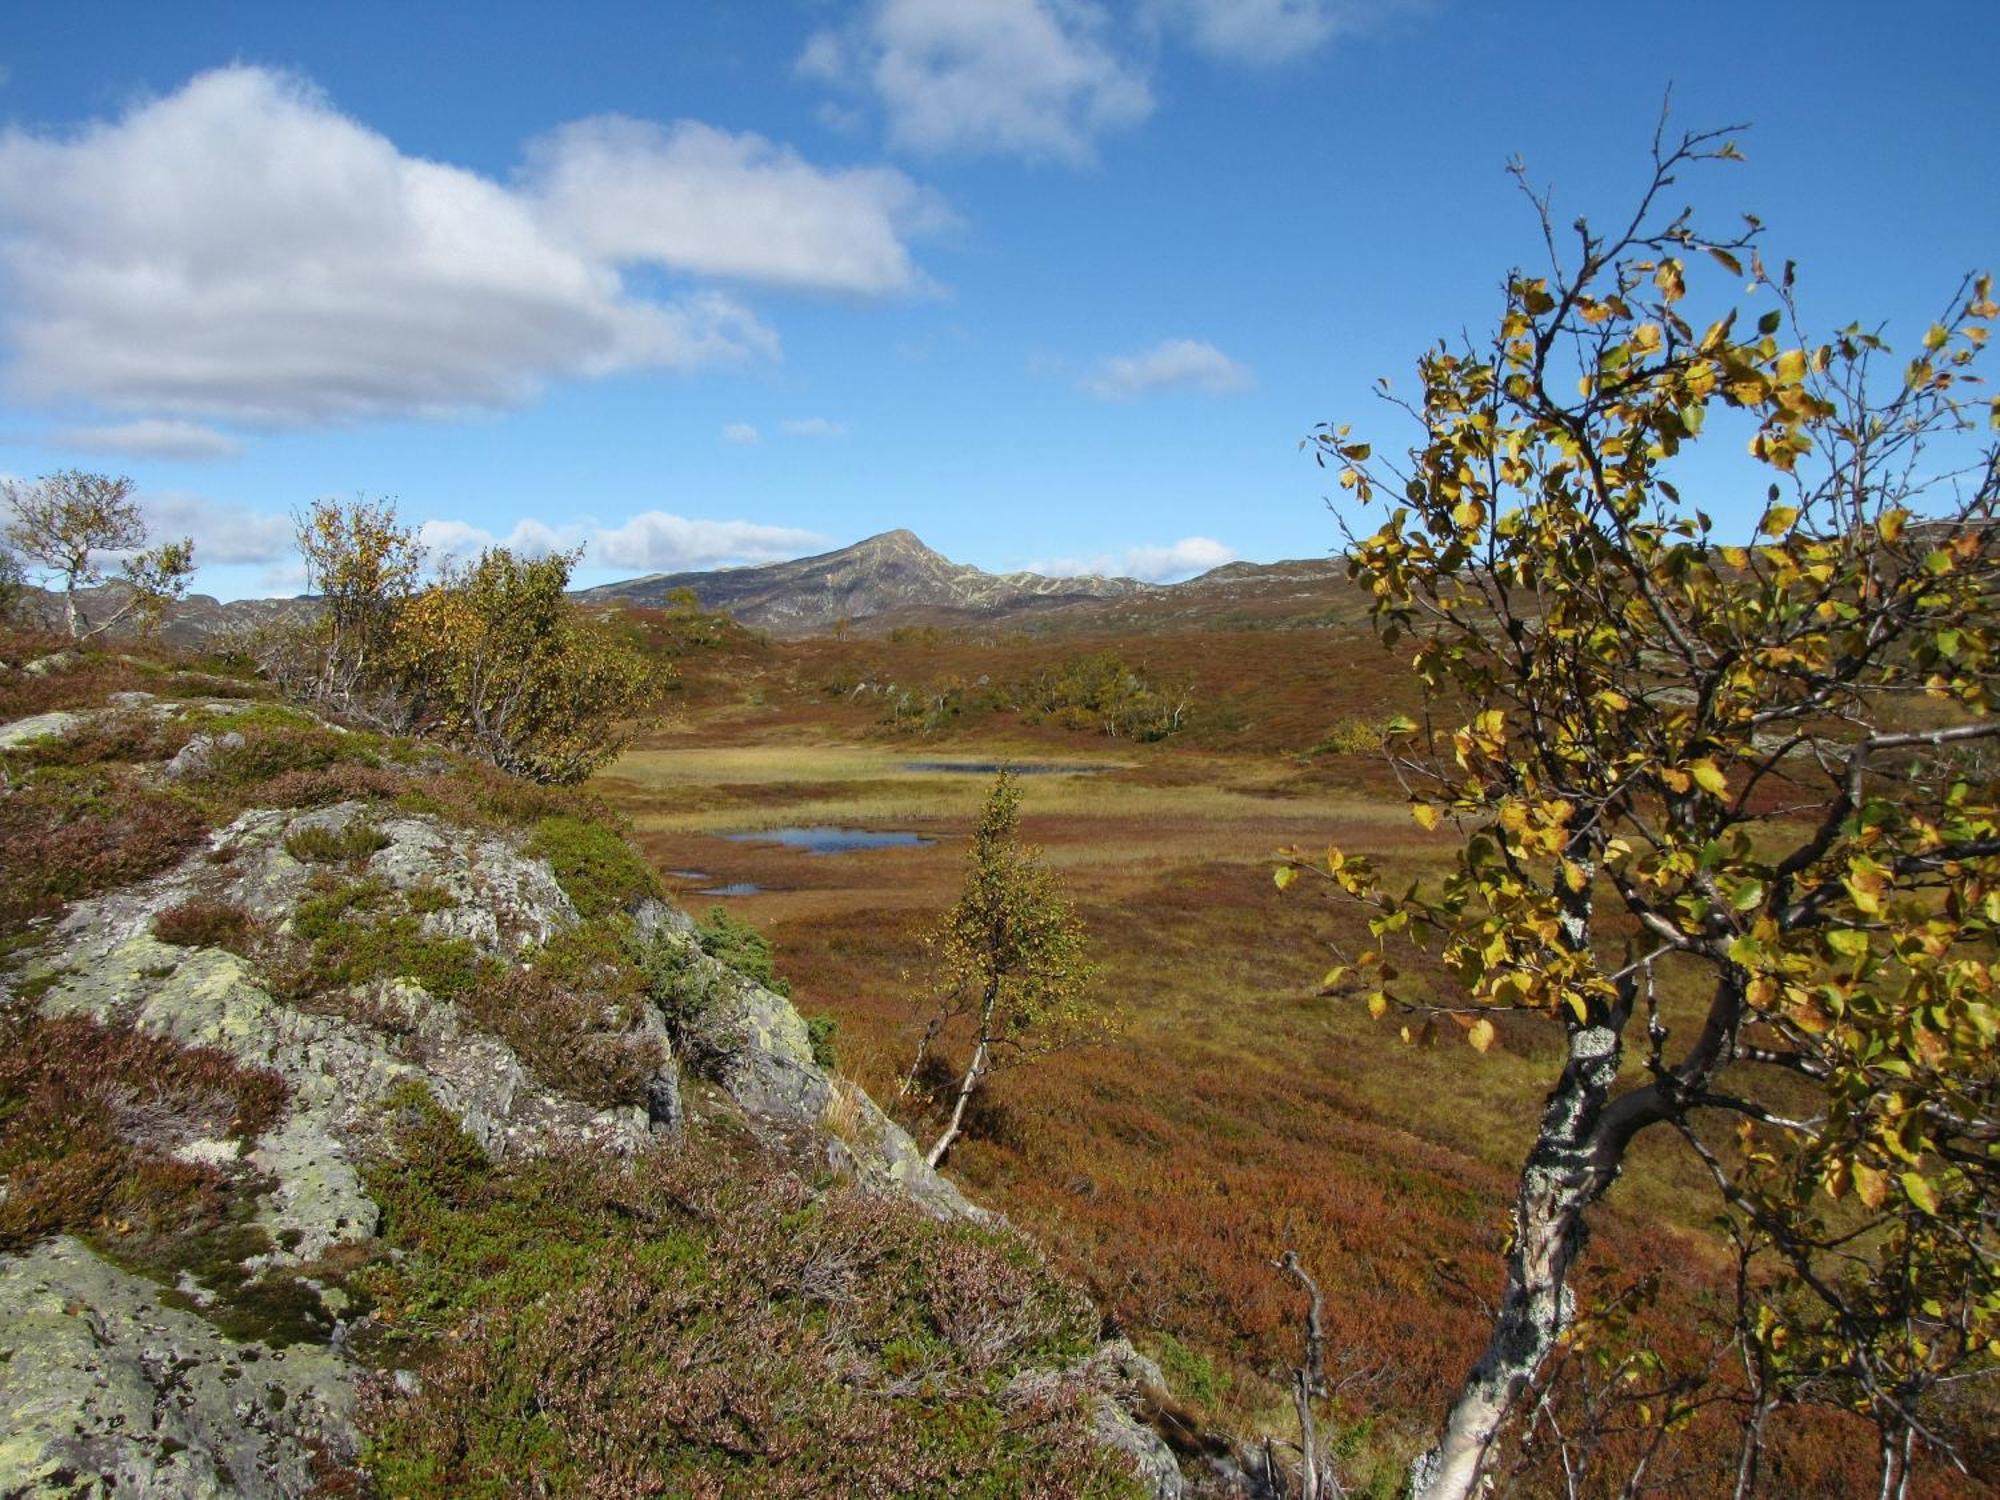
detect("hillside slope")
[0,640,1180,1498]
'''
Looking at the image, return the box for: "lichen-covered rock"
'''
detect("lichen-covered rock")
[1087,1342,1185,1500]
[631,905,975,1220]
[0,708,88,749]
[164,729,246,780]
[18,650,81,678]
[0,1237,358,1498]
[28,801,639,1262]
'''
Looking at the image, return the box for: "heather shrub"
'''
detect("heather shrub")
[461,923,662,1109]
[0,1010,286,1257]
[7,706,197,767]
[355,1093,1136,1498]
[153,898,259,956]
[0,764,206,926]
[283,820,391,865]
[256,762,410,809]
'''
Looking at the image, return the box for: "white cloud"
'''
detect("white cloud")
[1083,338,1252,399]
[0,67,944,431]
[137,491,293,564]
[1030,535,1236,582]
[590,512,825,571]
[801,0,1152,165]
[721,422,762,444]
[419,511,825,574]
[779,417,848,438]
[523,116,951,295]
[1146,1,1417,64]
[54,418,243,461]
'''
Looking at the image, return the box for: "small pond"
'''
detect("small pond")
[901,760,1109,776]
[697,882,765,897]
[718,826,933,855]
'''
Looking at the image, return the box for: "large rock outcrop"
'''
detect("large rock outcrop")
[0,694,1176,1497]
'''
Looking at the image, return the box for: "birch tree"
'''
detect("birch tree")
[908,773,1105,1167]
[393,546,657,785]
[2,471,193,639]
[1285,123,1999,1499]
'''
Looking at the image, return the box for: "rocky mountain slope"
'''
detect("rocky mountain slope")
[573,528,1155,635]
[0,647,1181,1497]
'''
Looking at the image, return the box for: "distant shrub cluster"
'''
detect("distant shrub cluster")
[259,499,660,784]
[859,648,1195,741]
[1018,651,1192,740]
[1306,717,1389,757]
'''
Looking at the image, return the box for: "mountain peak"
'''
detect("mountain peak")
[849,528,933,555]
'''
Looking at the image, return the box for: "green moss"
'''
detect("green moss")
[280,877,490,1002]
[695,905,788,995]
[526,815,661,919]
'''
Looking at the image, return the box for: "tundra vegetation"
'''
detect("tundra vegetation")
[599,144,1997,1500]
[0,621,1149,1497]
[1283,125,2000,1498]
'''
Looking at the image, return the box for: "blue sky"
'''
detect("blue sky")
[0,1,1993,600]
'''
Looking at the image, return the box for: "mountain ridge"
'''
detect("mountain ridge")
[20,529,1346,645]
[572,528,1160,635]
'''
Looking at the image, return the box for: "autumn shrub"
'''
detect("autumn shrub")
[391,547,659,785]
[152,898,259,956]
[354,1091,1136,1498]
[0,1009,286,1257]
